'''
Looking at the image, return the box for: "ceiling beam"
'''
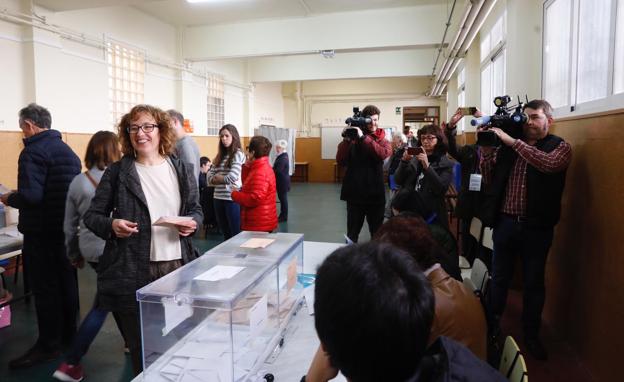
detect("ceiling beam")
[183,4,447,61]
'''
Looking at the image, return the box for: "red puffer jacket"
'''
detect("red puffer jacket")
[231,156,278,232]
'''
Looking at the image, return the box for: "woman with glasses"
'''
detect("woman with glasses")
[231,136,278,233]
[206,124,246,240]
[84,104,202,376]
[394,124,454,229]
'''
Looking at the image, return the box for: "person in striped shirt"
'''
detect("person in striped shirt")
[207,124,246,240]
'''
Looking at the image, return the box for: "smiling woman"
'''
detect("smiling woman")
[83,104,203,376]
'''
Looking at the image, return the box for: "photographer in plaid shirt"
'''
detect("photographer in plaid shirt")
[479,99,571,361]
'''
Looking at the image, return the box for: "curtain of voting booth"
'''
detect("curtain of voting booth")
[256,125,296,176]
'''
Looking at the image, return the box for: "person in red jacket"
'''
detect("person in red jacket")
[231,136,278,232]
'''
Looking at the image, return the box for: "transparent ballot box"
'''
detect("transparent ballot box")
[207,231,305,313]
[137,255,283,382]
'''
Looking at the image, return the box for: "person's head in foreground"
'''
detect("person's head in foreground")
[314,242,434,382]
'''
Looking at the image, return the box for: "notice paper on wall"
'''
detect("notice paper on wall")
[249,294,268,339]
[194,265,245,282]
[240,238,275,249]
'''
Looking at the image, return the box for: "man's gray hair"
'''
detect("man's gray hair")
[394,133,407,144]
[19,103,52,129]
[277,139,288,149]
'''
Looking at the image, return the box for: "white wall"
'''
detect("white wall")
[0,19,27,131]
[247,48,437,82]
[252,82,285,129]
[0,3,181,133]
[283,77,441,137]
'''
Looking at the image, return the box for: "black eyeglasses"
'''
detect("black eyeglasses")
[127,123,158,134]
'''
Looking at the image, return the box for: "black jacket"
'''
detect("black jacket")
[394,154,454,228]
[7,129,81,234]
[407,337,506,382]
[84,155,202,305]
[446,129,483,220]
[273,152,291,193]
[481,134,567,227]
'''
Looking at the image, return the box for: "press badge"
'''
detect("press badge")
[469,174,482,191]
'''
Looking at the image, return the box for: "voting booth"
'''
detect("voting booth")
[136,232,305,382]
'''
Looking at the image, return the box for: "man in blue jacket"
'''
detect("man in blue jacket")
[1,103,82,369]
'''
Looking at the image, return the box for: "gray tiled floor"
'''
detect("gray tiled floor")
[0,182,357,382]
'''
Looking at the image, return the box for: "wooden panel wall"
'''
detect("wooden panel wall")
[0,131,223,188]
[544,110,624,381]
[294,137,336,183]
[0,132,25,189]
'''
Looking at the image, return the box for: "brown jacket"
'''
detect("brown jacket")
[427,267,487,360]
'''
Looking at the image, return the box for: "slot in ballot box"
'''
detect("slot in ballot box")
[206,231,305,322]
[137,254,283,382]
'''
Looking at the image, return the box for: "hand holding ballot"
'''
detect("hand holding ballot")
[154,216,197,236]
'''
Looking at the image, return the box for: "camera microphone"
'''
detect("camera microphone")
[471,115,491,126]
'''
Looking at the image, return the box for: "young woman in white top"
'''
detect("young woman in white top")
[207,124,246,239]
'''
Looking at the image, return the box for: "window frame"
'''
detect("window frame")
[480,12,507,116]
[106,38,145,126]
[542,0,624,117]
[206,73,224,136]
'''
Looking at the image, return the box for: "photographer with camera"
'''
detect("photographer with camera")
[336,105,392,243]
[393,124,454,230]
[479,99,571,361]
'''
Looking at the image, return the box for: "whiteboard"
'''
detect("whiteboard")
[321,126,396,160]
[321,126,345,160]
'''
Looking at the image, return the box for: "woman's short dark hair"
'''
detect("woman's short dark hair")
[417,124,447,156]
[117,104,176,157]
[315,242,434,382]
[373,216,440,270]
[84,131,121,170]
[19,103,52,130]
[248,136,272,158]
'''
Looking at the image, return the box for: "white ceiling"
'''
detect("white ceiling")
[35,0,449,26]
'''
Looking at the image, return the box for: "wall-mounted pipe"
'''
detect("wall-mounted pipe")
[430,0,498,96]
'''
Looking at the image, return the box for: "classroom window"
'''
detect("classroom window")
[614,0,624,94]
[480,13,506,115]
[543,0,572,108]
[206,74,224,136]
[106,40,144,126]
[543,0,624,115]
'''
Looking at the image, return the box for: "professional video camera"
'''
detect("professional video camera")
[471,95,528,147]
[342,107,372,140]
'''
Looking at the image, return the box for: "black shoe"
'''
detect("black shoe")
[9,345,61,369]
[525,337,548,361]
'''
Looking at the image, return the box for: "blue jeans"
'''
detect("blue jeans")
[487,215,554,339]
[66,263,125,365]
[214,199,241,240]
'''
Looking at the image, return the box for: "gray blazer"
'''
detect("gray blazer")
[84,155,203,302]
